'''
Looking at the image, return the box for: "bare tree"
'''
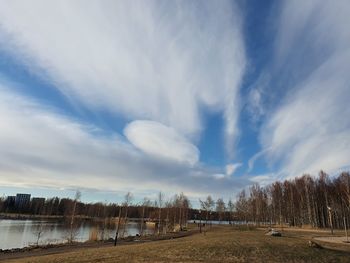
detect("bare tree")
[121,192,133,238]
[32,221,46,246]
[182,194,191,228]
[227,199,234,225]
[140,197,151,236]
[200,195,214,226]
[114,204,122,246]
[164,200,171,234]
[100,200,108,241]
[157,192,164,235]
[339,172,350,210]
[216,198,226,224]
[235,190,249,226]
[68,190,81,243]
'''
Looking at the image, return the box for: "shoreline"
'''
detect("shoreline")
[0,230,196,261]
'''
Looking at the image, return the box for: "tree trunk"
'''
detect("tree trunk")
[114,207,122,246]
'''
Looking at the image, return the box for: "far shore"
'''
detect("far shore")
[0,213,136,222]
[0,213,78,220]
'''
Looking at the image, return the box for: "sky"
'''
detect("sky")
[0,0,349,205]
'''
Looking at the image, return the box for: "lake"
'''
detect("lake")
[0,219,154,249]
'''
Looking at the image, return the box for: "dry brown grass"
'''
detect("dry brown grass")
[4,225,350,263]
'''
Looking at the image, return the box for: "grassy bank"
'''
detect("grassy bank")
[3,225,350,263]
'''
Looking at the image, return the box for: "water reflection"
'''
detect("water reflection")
[0,219,154,249]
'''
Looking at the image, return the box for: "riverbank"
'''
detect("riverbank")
[1,225,350,262]
[0,229,195,262]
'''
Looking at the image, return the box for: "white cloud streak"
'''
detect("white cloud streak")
[247,148,271,173]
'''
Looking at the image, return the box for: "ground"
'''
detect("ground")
[2,225,350,263]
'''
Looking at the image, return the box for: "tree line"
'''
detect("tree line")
[0,192,192,222]
[234,171,350,230]
[1,171,349,231]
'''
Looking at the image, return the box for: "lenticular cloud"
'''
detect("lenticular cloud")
[124,120,199,166]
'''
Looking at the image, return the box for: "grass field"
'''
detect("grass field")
[3,226,350,263]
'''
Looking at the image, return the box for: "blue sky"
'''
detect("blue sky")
[0,0,349,204]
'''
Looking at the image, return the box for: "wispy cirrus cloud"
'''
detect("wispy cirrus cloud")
[257,0,350,179]
[0,0,245,153]
[1,0,349,197]
[0,0,249,202]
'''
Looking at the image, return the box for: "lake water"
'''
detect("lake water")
[0,219,154,249]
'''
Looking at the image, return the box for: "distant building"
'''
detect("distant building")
[15,193,31,209]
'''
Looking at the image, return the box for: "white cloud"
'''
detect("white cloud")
[247,148,271,173]
[124,120,199,166]
[246,73,269,124]
[0,84,248,199]
[0,0,245,151]
[213,173,226,180]
[259,0,350,178]
[249,174,275,187]
[225,163,242,176]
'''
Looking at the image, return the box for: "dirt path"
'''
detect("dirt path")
[311,236,350,253]
[314,236,350,244]
[258,226,342,234]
